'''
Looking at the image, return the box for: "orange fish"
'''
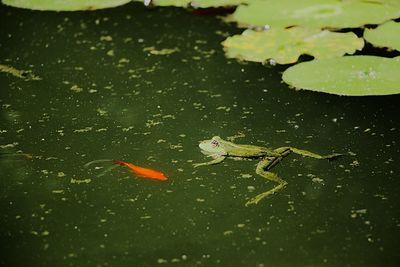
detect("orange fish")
[112,159,167,181]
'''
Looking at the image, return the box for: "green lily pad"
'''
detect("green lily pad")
[364,21,400,52]
[231,0,400,29]
[150,0,248,8]
[222,27,364,64]
[282,56,400,96]
[149,0,189,7]
[1,0,132,11]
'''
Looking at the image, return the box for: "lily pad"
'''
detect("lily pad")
[2,0,132,11]
[364,21,400,52]
[231,0,400,29]
[282,56,400,96]
[222,27,364,64]
[150,0,248,8]
[149,0,189,7]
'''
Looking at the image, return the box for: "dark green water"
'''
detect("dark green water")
[1,3,399,267]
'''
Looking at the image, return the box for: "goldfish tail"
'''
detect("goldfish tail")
[84,159,113,168]
[97,164,119,177]
[85,159,121,177]
[111,159,128,166]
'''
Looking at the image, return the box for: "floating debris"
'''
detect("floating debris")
[70,84,83,92]
[157,258,168,264]
[41,230,50,236]
[70,178,92,184]
[100,35,112,42]
[162,114,175,119]
[223,230,234,236]
[247,186,255,192]
[350,160,360,167]
[106,49,115,56]
[145,120,162,128]
[0,142,18,148]
[122,126,134,132]
[311,177,325,185]
[0,64,41,80]
[73,127,93,133]
[143,46,179,55]
[350,208,367,218]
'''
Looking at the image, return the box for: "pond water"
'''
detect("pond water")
[1,3,399,267]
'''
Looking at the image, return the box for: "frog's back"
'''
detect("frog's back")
[228,144,274,157]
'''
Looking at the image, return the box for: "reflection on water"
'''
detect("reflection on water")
[1,2,399,267]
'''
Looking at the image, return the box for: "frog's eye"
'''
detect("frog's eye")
[211,140,219,147]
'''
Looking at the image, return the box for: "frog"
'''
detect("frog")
[194,136,342,206]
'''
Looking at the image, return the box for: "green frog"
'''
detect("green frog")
[194,136,342,206]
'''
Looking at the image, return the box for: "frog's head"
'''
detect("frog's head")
[198,136,226,155]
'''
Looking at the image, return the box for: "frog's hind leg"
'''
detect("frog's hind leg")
[276,147,342,160]
[245,157,288,206]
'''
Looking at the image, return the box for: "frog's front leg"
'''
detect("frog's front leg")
[246,156,288,206]
[193,155,226,168]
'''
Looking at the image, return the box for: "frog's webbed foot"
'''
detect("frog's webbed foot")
[322,153,343,161]
[245,157,287,206]
[245,175,287,206]
[193,156,226,168]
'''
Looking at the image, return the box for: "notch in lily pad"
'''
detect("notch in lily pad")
[364,21,400,52]
[282,56,400,96]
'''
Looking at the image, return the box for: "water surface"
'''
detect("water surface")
[0,3,399,267]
